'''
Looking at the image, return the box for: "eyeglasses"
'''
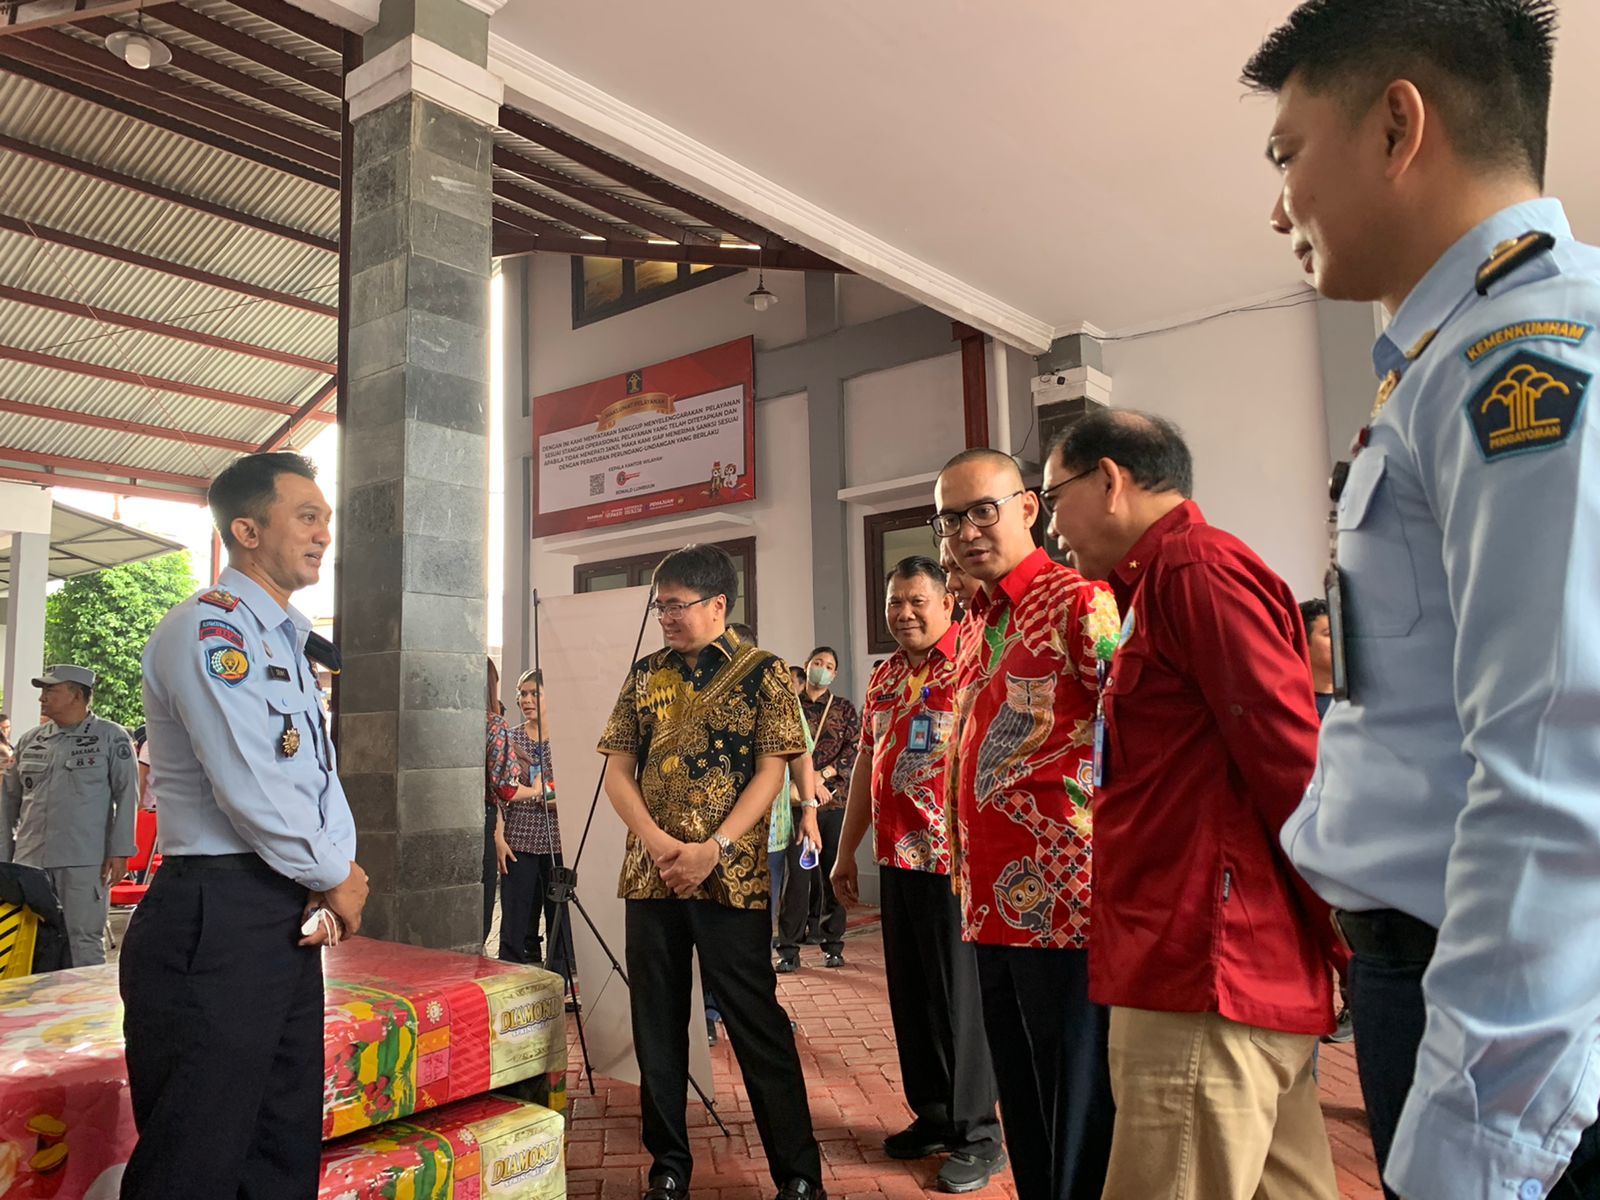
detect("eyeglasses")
[929,490,1025,538]
[650,595,718,620]
[1038,468,1097,515]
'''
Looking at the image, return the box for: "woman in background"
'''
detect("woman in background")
[495,669,575,980]
[483,658,540,946]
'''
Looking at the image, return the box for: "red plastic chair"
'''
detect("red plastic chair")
[109,808,160,907]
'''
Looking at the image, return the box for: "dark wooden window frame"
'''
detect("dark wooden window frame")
[863,506,939,655]
[573,536,758,636]
[570,257,744,328]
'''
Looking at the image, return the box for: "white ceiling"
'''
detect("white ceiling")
[490,0,1600,340]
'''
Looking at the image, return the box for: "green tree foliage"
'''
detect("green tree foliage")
[42,551,196,730]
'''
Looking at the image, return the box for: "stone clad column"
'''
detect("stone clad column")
[336,0,504,951]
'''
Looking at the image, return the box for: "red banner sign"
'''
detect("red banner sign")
[531,337,756,537]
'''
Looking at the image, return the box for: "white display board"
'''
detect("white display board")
[535,587,715,1097]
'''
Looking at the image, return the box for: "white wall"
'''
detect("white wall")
[842,351,965,488]
[528,261,805,397]
[1100,301,1330,597]
[502,256,818,682]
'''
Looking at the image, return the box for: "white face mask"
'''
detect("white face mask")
[807,665,835,688]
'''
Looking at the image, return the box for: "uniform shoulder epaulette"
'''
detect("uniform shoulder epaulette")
[1475,230,1556,296]
[304,630,342,674]
[198,588,239,611]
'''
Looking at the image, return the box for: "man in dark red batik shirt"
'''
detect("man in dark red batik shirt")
[936,449,1122,1200]
[1043,409,1344,1200]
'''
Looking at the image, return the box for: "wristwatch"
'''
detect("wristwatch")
[800,799,821,810]
[711,833,736,862]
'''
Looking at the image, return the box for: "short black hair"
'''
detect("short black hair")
[652,543,738,608]
[729,622,755,645]
[886,555,948,592]
[937,447,1024,487]
[208,451,318,551]
[1050,410,1194,499]
[1299,598,1330,630]
[69,682,92,704]
[807,646,839,664]
[1241,0,1557,187]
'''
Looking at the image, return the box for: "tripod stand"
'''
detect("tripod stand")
[523,586,730,1137]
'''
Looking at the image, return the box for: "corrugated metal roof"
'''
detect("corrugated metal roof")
[0,73,337,235]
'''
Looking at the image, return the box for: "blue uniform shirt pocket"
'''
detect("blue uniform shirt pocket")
[1336,450,1424,639]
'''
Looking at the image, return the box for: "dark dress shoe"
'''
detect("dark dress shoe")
[883,1124,954,1160]
[822,952,845,968]
[775,956,799,974]
[775,1180,826,1200]
[645,1174,688,1200]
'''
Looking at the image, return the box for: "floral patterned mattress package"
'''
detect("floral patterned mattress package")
[319,1093,565,1200]
[0,938,567,1197]
[322,938,568,1138]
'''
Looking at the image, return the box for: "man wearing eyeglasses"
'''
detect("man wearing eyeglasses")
[598,543,824,1200]
[935,449,1122,1200]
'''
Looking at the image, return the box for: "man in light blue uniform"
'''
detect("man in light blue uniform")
[1246,4,1600,1199]
[120,451,368,1199]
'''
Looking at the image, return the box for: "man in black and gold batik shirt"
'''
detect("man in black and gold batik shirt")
[599,544,824,1200]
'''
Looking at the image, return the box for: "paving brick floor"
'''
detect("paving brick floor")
[559,912,1385,1200]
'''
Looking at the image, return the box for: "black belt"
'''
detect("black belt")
[160,852,266,874]
[1333,908,1438,964]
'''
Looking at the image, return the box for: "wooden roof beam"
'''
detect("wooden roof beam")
[0,344,339,419]
[492,147,715,245]
[0,446,212,489]
[0,211,338,318]
[0,283,337,374]
[1,0,174,35]
[0,394,256,452]
[498,107,780,251]
[138,6,341,99]
[0,463,207,503]
[0,43,337,187]
[13,29,340,167]
[493,231,845,273]
[256,380,336,452]
[77,13,340,128]
[0,130,337,252]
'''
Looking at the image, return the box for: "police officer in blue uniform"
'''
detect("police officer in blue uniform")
[120,451,369,1199]
[1245,4,1600,1199]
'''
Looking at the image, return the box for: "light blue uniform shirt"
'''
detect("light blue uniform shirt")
[142,566,356,893]
[1282,198,1600,1200]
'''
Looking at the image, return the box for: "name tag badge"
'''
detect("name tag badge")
[1092,715,1107,788]
[907,715,933,753]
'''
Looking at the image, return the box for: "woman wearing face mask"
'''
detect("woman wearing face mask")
[776,647,861,972]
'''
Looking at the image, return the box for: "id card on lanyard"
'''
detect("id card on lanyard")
[907,687,934,752]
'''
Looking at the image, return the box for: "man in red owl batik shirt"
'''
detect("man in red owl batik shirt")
[833,556,1003,1195]
[935,449,1121,1200]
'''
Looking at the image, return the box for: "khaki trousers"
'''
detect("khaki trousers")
[1100,1007,1339,1200]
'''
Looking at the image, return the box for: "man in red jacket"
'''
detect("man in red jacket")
[1042,409,1343,1200]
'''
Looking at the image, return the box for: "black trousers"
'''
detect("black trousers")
[626,898,822,1188]
[974,944,1113,1200]
[498,845,575,978]
[119,855,323,1200]
[482,801,499,942]
[1347,926,1600,1200]
[880,865,1002,1156]
[776,806,846,958]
